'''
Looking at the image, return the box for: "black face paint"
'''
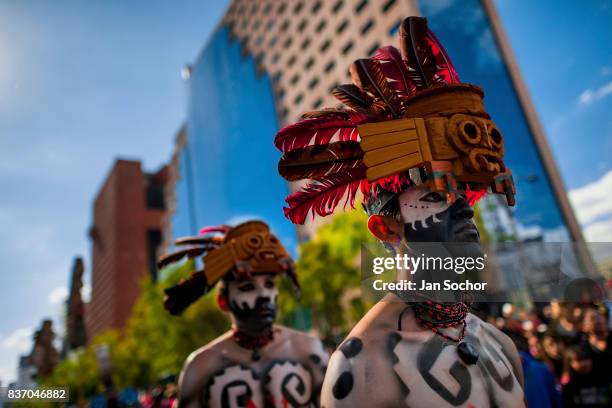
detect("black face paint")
[227,274,278,335]
[403,197,479,244]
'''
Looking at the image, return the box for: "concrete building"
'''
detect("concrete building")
[87,160,167,339]
[164,0,595,286]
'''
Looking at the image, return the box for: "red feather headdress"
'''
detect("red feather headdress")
[275,17,515,224]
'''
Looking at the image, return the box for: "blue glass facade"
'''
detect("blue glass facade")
[171,26,296,250]
[418,0,570,241]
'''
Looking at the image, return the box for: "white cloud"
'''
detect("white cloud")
[48,286,68,305]
[569,170,612,225]
[583,219,612,242]
[577,80,612,105]
[569,170,612,243]
[1,328,32,352]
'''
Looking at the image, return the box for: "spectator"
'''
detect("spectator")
[561,343,612,407]
[540,331,566,383]
[506,330,561,407]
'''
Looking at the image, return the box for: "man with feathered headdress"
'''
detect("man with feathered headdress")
[275,17,524,407]
[158,220,328,408]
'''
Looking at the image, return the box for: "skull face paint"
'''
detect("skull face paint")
[398,186,480,243]
[226,273,278,335]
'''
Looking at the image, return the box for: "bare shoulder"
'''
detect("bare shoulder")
[275,324,329,366]
[178,332,233,407]
[321,300,406,408]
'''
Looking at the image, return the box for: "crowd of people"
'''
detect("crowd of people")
[481,299,612,407]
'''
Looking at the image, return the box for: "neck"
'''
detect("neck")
[232,326,274,350]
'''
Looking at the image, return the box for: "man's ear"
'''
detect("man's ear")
[367,215,402,244]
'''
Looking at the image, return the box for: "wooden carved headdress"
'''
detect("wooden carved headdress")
[275,17,515,224]
[158,221,298,315]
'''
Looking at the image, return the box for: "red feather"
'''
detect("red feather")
[373,45,417,98]
[198,225,231,235]
[283,167,367,224]
[274,112,368,153]
[425,30,460,84]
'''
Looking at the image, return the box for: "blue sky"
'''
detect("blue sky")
[0,0,227,383]
[0,0,611,384]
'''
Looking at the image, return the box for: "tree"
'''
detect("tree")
[278,209,377,347]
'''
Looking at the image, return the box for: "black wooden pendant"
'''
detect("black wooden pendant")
[252,349,261,361]
[457,341,479,365]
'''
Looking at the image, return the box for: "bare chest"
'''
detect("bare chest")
[203,347,322,408]
[359,328,524,408]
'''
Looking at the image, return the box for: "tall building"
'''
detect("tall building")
[165,0,594,285]
[63,257,87,355]
[87,160,167,339]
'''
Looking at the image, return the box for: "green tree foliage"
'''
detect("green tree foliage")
[278,210,376,347]
[44,260,228,399]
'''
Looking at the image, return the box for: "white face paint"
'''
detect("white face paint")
[398,186,450,231]
[227,274,278,310]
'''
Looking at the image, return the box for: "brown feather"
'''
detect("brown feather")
[279,141,364,181]
[331,84,374,113]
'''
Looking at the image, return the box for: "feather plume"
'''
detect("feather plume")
[274,112,368,153]
[198,225,231,235]
[163,271,208,315]
[283,167,367,224]
[331,84,375,113]
[399,17,438,89]
[174,236,222,246]
[373,45,416,98]
[350,59,399,117]
[425,30,460,84]
[278,141,364,181]
[157,246,209,269]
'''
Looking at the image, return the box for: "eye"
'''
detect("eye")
[238,283,255,292]
[264,279,275,289]
[419,192,444,203]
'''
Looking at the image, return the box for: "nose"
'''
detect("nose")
[451,197,474,220]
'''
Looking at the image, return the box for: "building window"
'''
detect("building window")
[277,3,287,14]
[280,20,290,32]
[293,1,304,14]
[305,57,315,69]
[332,0,344,14]
[269,36,278,47]
[283,37,293,48]
[382,0,397,13]
[368,42,380,56]
[271,53,280,64]
[298,19,308,32]
[361,19,374,35]
[329,82,340,92]
[277,88,285,99]
[325,60,336,73]
[301,37,311,50]
[294,93,304,104]
[288,55,297,67]
[272,72,282,83]
[266,20,274,30]
[342,41,354,55]
[281,107,289,120]
[312,98,323,109]
[320,39,331,52]
[311,1,322,13]
[308,77,319,89]
[263,3,273,14]
[291,74,300,85]
[252,20,261,31]
[389,19,401,36]
[147,229,162,280]
[316,20,327,33]
[336,19,349,34]
[355,0,369,13]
